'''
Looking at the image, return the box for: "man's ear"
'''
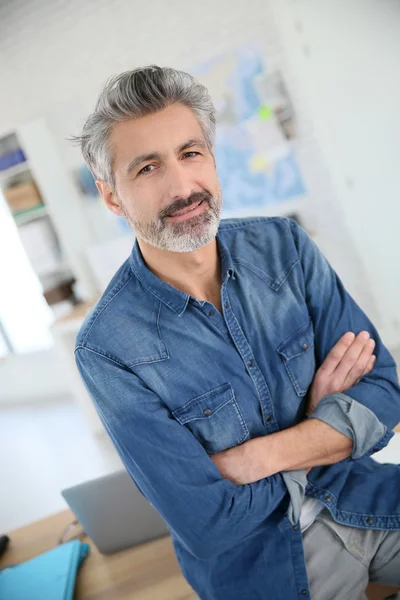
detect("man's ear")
[96,180,124,217]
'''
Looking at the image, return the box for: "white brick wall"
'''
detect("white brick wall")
[0,0,379,325]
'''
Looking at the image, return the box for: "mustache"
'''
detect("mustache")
[160,191,213,219]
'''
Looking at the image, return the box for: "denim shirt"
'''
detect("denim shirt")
[75,217,400,600]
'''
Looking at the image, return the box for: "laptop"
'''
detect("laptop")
[61,469,170,554]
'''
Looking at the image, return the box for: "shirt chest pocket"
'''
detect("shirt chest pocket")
[276,318,316,397]
[172,382,250,455]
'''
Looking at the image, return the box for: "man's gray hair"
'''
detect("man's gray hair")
[72,65,216,190]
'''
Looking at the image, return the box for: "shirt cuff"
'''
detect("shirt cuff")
[281,469,308,525]
[309,392,392,459]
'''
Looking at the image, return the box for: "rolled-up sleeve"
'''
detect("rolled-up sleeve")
[75,346,289,560]
[309,393,390,459]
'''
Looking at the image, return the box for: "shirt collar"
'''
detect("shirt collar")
[128,230,236,316]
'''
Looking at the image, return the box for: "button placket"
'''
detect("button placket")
[206,285,234,342]
[221,285,275,431]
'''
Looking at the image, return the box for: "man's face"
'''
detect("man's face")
[104,103,222,252]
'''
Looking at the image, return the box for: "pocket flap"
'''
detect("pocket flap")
[277,318,314,362]
[172,383,235,425]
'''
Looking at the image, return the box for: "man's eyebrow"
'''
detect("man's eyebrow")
[176,138,207,153]
[124,152,162,177]
[124,138,207,176]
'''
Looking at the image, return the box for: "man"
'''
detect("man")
[74,66,400,599]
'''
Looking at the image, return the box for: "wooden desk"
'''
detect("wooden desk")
[2,510,399,600]
[0,509,197,600]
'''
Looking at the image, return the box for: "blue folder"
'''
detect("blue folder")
[0,540,90,599]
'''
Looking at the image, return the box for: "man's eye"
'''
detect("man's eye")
[138,164,154,175]
[184,151,200,158]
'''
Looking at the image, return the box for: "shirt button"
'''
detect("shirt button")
[208,310,215,317]
[302,343,309,350]
[366,517,374,525]
[301,590,307,596]
[203,408,212,416]
[293,524,298,531]
[224,302,229,308]
[325,495,332,503]
[266,415,272,422]
[247,359,254,367]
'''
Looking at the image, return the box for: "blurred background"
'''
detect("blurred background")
[0,0,399,537]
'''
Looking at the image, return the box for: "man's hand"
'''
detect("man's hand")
[306,330,375,416]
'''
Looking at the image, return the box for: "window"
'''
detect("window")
[0,191,54,354]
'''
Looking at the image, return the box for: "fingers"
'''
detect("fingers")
[354,355,376,386]
[338,331,375,388]
[363,354,376,376]
[318,331,356,375]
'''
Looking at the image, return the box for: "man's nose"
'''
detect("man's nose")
[164,161,194,202]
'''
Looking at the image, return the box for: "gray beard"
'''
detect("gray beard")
[122,196,222,253]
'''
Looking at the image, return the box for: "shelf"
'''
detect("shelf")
[0,161,30,184]
[13,204,48,226]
